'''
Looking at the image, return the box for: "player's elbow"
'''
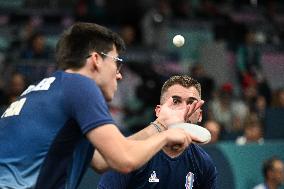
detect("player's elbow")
[111,156,138,174]
[91,163,109,174]
[116,166,134,174]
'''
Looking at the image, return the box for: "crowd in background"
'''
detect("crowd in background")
[0,0,284,144]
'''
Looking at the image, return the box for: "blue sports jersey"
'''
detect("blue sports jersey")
[0,71,115,189]
[98,144,217,189]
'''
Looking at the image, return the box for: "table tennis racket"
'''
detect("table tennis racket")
[169,123,211,144]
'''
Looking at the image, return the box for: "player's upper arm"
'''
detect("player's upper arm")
[86,124,134,173]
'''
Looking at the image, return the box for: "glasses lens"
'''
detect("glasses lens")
[100,52,123,73]
[116,61,123,73]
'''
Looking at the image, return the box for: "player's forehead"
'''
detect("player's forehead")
[274,160,284,169]
[164,84,200,100]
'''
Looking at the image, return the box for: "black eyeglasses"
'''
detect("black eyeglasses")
[86,52,123,74]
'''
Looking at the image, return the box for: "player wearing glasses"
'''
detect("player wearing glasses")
[0,22,201,189]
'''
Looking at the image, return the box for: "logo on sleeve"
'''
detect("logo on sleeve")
[148,171,159,183]
[185,172,194,189]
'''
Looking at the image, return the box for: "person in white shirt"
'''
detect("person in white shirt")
[253,156,284,189]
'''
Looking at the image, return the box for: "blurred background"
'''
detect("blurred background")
[0,0,283,188]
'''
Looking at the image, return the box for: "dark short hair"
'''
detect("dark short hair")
[262,156,282,179]
[160,75,201,103]
[56,22,126,70]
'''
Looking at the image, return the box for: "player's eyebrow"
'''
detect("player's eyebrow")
[187,97,198,101]
[172,95,182,100]
[172,95,198,104]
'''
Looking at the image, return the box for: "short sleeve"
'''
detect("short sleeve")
[62,74,115,134]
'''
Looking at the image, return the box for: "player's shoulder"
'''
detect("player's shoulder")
[186,144,217,180]
[187,144,214,164]
[188,143,208,155]
[58,71,100,92]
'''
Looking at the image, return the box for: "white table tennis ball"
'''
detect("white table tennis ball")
[173,35,185,47]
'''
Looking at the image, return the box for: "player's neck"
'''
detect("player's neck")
[65,67,94,80]
[162,147,185,158]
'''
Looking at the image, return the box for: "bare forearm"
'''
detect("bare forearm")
[89,124,170,173]
[92,132,168,173]
[128,121,166,140]
[91,122,166,173]
[127,124,156,140]
[104,132,168,173]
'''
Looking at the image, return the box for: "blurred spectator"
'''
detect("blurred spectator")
[204,120,221,144]
[19,17,43,43]
[108,64,142,134]
[235,29,262,90]
[20,32,50,60]
[190,64,215,123]
[257,74,272,107]
[119,24,138,48]
[242,74,271,122]
[236,115,264,145]
[195,0,221,19]
[262,0,284,47]
[253,156,284,189]
[171,0,193,19]
[124,63,162,133]
[5,72,27,104]
[251,95,267,123]
[209,82,248,134]
[75,0,107,23]
[105,0,144,31]
[190,64,215,102]
[0,88,8,107]
[6,17,43,62]
[141,0,172,50]
[0,68,8,113]
[272,88,284,108]
[242,74,258,105]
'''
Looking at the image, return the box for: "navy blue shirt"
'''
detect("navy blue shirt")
[0,71,115,189]
[99,144,217,189]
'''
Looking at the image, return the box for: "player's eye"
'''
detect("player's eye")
[187,99,195,105]
[172,96,182,104]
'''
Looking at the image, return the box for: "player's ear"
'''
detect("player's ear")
[90,53,101,70]
[155,105,161,117]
